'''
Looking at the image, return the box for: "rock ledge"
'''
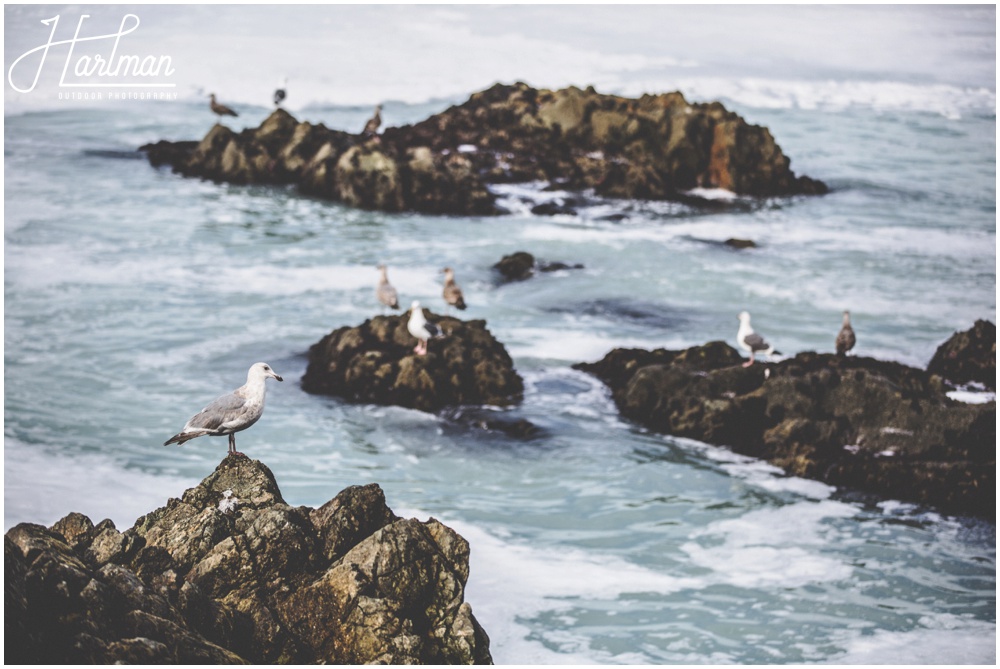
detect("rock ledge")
[5,457,492,664]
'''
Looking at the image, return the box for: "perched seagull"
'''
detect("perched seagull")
[737,311,775,367]
[273,77,287,107]
[209,93,238,119]
[407,300,443,355]
[442,267,467,312]
[361,104,382,139]
[836,310,856,356]
[164,362,283,457]
[376,264,400,311]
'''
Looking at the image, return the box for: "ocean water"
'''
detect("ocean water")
[3,5,996,664]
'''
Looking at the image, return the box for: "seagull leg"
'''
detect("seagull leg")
[742,353,755,368]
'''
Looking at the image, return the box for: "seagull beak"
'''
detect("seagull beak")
[271,372,284,382]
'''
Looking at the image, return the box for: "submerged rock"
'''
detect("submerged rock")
[574,341,995,519]
[301,310,524,413]
[927,320,996,390]
[141,83,826,215]
[492,251,583,283]
[5,458,492,664]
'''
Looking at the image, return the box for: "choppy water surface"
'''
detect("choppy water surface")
[4,4,996,664]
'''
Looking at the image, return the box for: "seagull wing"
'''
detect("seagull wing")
[379,283,399,309]
[743,332,770,352]
[185,392,250,433]
[424,321,443,338]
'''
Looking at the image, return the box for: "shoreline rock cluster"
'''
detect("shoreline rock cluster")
[301,310,524,413]
[574,322,995,519]
[5,458,492,664]
[141,83,827,215]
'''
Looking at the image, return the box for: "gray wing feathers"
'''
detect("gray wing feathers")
[743,332,770,352]
[186,393,251,432]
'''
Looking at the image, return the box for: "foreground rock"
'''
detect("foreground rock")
[5,458,492,664]
[141,83,826,215]
[302,311,524,413]
[574,341,995,519]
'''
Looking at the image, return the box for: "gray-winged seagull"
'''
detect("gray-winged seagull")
[442,267,467,312]
[737,311,775,367]
[164,362,282,456]
[407,300,443,355]
[836,310,856,356]
[377,264,400,311]
[209,93,238,119]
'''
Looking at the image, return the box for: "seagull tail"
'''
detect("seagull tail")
[164,432,194,446]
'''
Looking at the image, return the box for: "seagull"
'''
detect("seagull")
[836,310,856,356]
[361,104,382,139]
[273,78,287,107]
[209,93,238,119]
[737,311,775,367]
[442,267,467,312]
[164,362,283,457]
[376,264,399,311]
[407,300,443,355]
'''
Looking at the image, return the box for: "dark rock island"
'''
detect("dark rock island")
[141,83,827,215]
[302,310,523,413]
[574,324,995,519]
[5,458,492,664]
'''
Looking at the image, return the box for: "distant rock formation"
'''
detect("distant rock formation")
[5,458,492,664]
[574,339,995,519]
[141,83,827,215]
[927,319,996,390]
[492,251,583,283]
[301,311,524,413]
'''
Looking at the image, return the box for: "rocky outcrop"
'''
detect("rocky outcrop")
[301,311,524,413]
[492,251,583,283]
[5,458,492,664]
[574,341,995,519]
[141,83,826,215]
[927,320,996,390]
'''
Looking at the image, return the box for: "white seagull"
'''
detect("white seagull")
[164,362,283,456]
[737,311,775,367]
[407,300,443,355]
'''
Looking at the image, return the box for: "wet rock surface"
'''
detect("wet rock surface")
[493,251,584,282]
[5,458,493,664]
[142,83,826,214]
[927,320,996,390]
[574,340,995,519]
[301,310,524,413]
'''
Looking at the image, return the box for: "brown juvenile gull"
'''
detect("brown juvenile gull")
[407,300,443,355]
[737,311,775,367]
[376,264,399,311]
[361,104,382,139]
[442,267,467,312]
[164,362,282,456]
[836,310,856,356]
[209,93,238,119]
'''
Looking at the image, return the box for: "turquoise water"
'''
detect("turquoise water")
[4,5,995,664]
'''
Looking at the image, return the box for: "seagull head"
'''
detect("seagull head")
[738,311,751,323]
[411,300,421,311]
[249,362,283,383]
